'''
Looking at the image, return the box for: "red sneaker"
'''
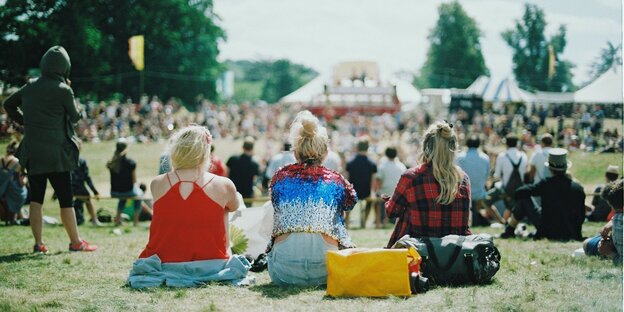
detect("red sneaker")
[69,240,98,252]
[33,243,49,254]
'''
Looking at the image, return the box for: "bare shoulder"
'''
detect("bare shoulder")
[150,173,171,201]
[211,175,237,194]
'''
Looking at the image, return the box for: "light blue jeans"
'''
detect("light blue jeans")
[268,233,339,286]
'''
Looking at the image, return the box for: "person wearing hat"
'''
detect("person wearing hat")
[107,139,142,226]
[587,165,620,222]
[582,179,623,264]
[3,46,96,253]
[500,148,586,240]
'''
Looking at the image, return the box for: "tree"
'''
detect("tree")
[502,4,575,92]
[417,1,489,89]
[226,59,317,103]
[587,41,622,83]
[0,0,225,105]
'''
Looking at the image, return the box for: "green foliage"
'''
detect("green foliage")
[501,4,575,92]
[0,0,225,105]
[229,224,248,255]
[226,59,317,103]
[587,41,622,85]
[418,1,489,89]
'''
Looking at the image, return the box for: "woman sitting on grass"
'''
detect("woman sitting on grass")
[268,111,357,286]
[128,125,250,288]
[385,120,471,247]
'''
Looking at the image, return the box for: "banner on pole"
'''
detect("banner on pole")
[548,44,555,80]
[128,35,144,71]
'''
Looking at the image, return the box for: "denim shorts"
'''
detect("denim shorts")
[111,189,141,212]
[268,233,339,286]
[584,235,602,256]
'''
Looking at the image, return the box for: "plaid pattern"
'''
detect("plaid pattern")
[385,163,471,247]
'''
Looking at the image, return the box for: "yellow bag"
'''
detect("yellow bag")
[326,247,421,297]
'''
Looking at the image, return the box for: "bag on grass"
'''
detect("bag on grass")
[326,247,420,297]
[393,234,501,285]
[97,208,112,223]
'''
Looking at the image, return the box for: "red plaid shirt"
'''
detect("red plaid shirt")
[385,163,471,247]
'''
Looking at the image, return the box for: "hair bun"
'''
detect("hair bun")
[300,118,317,138]
[437,123,452,138]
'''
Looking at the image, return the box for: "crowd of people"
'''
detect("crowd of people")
[1,46,622,289]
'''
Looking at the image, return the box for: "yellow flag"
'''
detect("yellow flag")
[128,35,144,71]
[548,44,555,80]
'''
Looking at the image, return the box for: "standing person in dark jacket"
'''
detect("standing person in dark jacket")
[500,148,585,240]
[2,46,97,253]
[346,137,377,228]
[226,137,260,199]
[71,157,101,226]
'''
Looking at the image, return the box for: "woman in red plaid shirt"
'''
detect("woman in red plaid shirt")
[385,121,471,247]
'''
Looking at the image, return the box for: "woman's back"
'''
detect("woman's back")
[386,164,471,247]
[270,163,356,249]
[139,171,232,263]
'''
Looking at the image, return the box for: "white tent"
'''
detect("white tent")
[466,76,534,103]
[280,74,421,105]
[574,65,623,104]
[280,74,329,104]
[388,77,422,105]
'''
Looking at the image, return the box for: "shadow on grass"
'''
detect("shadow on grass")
[249,283,324,299]
[0,251,63,263]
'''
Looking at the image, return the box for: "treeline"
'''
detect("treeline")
[416,2,621,92]
[225,59,317,104]
[0,0,223,105]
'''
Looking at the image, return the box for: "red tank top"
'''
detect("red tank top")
[139,173,228,262]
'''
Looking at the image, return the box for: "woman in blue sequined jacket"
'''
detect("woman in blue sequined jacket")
[267,110,357,286]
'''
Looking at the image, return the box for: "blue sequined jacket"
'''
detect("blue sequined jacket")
[268,163,357,250]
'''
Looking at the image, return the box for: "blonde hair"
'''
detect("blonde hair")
[166,125,212,170]
[420,121,462,205]
[289,110,328,164]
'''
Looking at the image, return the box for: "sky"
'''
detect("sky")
[213,0,623,86]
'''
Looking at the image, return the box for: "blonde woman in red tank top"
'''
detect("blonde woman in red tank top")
[139,125,242,263]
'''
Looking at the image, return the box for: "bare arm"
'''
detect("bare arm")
[224,181,240,212]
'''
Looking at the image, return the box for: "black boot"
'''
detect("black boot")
[499,225,516,239]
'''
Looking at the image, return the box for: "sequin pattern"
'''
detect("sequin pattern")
[269,163,357,250]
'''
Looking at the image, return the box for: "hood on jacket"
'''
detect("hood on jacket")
[40,46,71,81]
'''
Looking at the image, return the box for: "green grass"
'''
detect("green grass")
[0,224,621,311]
[0,133,623,311]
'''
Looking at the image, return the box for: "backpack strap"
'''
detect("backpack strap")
[505,153,521,169]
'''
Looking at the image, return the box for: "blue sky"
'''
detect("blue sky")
[214,0,623,86]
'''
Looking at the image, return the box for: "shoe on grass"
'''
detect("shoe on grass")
[498,225,516,239]
[33,243,49,254]
[69,240,97,252]
[90,219,103,227]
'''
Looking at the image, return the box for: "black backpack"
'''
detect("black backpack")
[504,154,524,196]
[392,234,501,285]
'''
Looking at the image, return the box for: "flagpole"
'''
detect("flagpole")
[140,70,144,100]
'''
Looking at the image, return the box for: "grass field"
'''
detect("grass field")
[0,135,623,311]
